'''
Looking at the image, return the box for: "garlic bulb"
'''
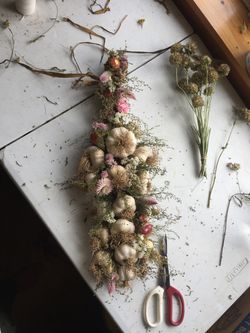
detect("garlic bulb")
[88,146,105,169]
[113,195,136,217]
[106,127,137,158]
[92,251,113,274]
[109,165,129,189]
[85,173,96,185]
[111,219,135,234]
[78,146,104,174]
[134,146,153,163]
[118,266,136,281]
[114,244,137,265]
[95,228,109,245]
[16,0,36,15]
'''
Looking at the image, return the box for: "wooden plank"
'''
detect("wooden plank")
[175,0,250,107]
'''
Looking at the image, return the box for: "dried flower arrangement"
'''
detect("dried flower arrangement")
[169,41,230,177]
[75,51,166,290]
[236,107,250,124]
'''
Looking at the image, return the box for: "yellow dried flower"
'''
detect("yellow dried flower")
[186,82,199,94]
[170,43,182,53]
[192,95,204,108]
[185,41,197,54]
[201,55,212,66]
[217,64,230,77]
[236,107,250,123]
[169,52,183,66]
[227,162,240,171]
[208,68,219,83]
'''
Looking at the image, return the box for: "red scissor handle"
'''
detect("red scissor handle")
[166,285,185,326]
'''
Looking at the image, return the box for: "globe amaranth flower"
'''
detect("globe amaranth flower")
[117,97,130,114]
[105,153,117,167]
[99,71,112,83]
[92,121,109,130]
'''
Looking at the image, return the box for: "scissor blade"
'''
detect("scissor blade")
[163,234,171,288]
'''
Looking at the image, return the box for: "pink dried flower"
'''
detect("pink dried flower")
[105,153,117,167]
[141,223,153,236]
[145,197,158,205]
[120,55,128,70]
[117,97,130,114]
[118,88,136,100]
[107,273,117,295]
[92,121,109,130]
[101,170,109,178]
[99,71,112,83]
[96,177,113,195]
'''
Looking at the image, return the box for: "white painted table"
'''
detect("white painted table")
[1,2,250,333]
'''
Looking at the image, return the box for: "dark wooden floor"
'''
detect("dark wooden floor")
[0,164,120,333]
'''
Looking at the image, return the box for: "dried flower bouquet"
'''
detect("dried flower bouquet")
[76,51,165,290]
[169,42,230,177]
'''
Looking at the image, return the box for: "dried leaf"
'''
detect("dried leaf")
[137,19,145,27]
[14,58,99,80]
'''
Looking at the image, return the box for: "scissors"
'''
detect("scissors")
[143,235,185,328]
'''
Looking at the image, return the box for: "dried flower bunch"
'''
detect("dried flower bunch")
[235,107,250,124]
[76,51,164,290]
[169,41,230,177]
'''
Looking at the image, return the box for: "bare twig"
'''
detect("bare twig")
[63,17,106,62]
[207,120,236,208]
[90,15,127,35]
[219,192,250,266]
[89,0,111,14]
[6,27,15,68]
[28,0,58,43]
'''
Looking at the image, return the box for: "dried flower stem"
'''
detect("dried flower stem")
[219,192,250,266]
[207,120,236,208]
[175,67,212,177]
[170,42,230,178]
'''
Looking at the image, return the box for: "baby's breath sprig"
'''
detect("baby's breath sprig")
[169,41,230,177]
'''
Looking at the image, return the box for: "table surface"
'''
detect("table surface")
[1,1,250,333]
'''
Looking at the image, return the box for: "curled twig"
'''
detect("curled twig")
[90,15,127,35]
[28,0,59,43]
[62,17,106,62]
[219,192,250,266]
[89,0,111,14]
[207,120,236,208]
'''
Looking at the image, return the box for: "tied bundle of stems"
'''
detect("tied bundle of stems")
[169,42,230,178]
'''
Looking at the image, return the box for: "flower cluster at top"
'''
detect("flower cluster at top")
[76,51,163,289]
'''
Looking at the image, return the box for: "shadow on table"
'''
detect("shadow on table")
[0,164,122,333]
